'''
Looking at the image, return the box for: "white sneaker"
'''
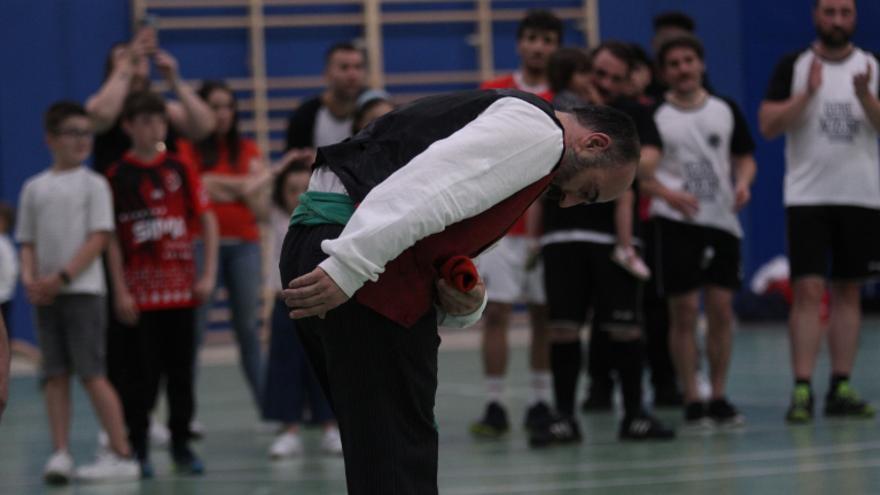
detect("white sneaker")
[269,432,303,459]
[321,427,343,455]
[44,450,74,484]
[150,419,170,447]
[75,452,140,483]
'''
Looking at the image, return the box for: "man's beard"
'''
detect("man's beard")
[817,25,852,49]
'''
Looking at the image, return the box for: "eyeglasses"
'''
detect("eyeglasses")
[55,129,92,138]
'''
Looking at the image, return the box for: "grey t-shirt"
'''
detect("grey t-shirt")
[313,106,354,148]
[15,166,115,295]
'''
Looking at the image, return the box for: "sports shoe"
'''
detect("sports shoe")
[150,419,170,447]
[523,401,553,432]
[619,413,676,441]
[75,452,140,483]
[683,401,711,428]
[470,402,510,438]
[528,414,583,448]
[321,427,344,455]
[707,398,745,427]
[171,445,205,476]
[611,245,651,281]
[269,431,303,459]
[43,450,74,485]
[785,384,813,424]
[825,381,875,419]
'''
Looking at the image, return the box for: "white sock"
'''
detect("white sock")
[486,376,505,404]
[530,371,553,406]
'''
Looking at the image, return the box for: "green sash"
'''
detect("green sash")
[289,191,356,227]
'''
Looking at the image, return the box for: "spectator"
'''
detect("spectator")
[16,102,139,483]
[285,42,366,150]
[352,89,395,134]
[105,91,219,477]
[0,203,17,326]
[177,80,267,411]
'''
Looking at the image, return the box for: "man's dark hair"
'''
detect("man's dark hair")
[591,41,636,73]
[813,0,857,8]
[657,35,705,67]
[653,11,696,33]
[325,41,363,65]
[0,202,14,234]
[44,101,88,134]
[272,160,312,211]
[196,80,242,170]
[517,9,564,41]
[547,47,591,94]
[121,91,166,122]
[628,43,653,68]
[569,104,640,173]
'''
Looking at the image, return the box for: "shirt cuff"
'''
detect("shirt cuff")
[436,290,488,328]
[318,255,367,298]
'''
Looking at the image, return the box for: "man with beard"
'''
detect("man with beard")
[286,42,367,150]
[759,0,880,423]
[469,9,562,439]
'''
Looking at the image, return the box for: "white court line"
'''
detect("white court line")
[442,456,880,494]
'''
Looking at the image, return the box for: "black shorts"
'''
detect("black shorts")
[652,218,741,296]
[786,205,880,281]
[542,241,642,328]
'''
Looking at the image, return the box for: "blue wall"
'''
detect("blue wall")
[1,0,878,341]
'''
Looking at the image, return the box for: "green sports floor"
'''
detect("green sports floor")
[2,319,880,495]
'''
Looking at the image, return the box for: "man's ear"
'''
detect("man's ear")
[580,132,611,153]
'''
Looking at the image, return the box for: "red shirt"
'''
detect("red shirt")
[177,138,261,242]
[480,74,553,236]
[107,151,210,310]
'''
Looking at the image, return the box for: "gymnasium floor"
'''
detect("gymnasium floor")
[2,319,880,495]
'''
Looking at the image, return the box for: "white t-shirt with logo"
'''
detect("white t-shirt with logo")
[15,166,115,295]
[765,47,880,208]
[650,95,755,238]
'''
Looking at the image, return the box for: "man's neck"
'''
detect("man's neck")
[518,67,547,89]
[667,88,707,109]
[131,146,161,162]
[813,40,855,61]
[50,161,80,172]
[322,90,356,119]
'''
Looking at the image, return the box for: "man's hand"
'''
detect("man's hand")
[282,268,349,319]
[853,63,872,99]
[733,181,752,212]
[808,56,823,95]
[154,49,180,85]
[114,289,140,326]
[31,274,63,306]
[435,278,486,316]
[193,275,216,304]
[664,190,700,219]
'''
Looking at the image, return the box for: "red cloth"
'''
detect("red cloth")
[177,138,262,242]
[439,256,479,293]
[107,151,210,310]
[356,172,556,327]
[479,75,553,237]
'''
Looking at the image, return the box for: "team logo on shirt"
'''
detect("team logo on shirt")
[707,134,721,149]
[165,171,182,193]
[820,102,860,142]
[683,159,720,200]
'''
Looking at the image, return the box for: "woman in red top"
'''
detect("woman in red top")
[178,81,267,411]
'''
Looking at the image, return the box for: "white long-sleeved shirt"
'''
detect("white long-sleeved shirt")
[309,97,564,327]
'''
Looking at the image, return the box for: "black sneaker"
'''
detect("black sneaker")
[470,402,510,438]
[824,381,876,419]
[785,384,814,424]
[653,385,684,408]
[619,413,676,441]
[171,445,205,476]
[523,401,552,432]
[684,401,711,428]
[707,398,745,427]
[528,414,583,448]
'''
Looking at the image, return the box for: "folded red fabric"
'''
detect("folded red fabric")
[440,256,479,293]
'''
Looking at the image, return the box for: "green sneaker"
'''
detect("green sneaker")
[785,384,813,424]
[825,381,875,418]
[470,402,510,438]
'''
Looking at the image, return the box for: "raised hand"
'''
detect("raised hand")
[853,62,872,98]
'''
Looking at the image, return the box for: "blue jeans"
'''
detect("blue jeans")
[195,240,264,406]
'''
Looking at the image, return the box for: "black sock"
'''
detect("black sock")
[550,341,582,417]
[830,374,850,392]
[611,339,644,421]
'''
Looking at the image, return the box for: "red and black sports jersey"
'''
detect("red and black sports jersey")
[107,151,209,310]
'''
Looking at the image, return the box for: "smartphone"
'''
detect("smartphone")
[139,13,159,29]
